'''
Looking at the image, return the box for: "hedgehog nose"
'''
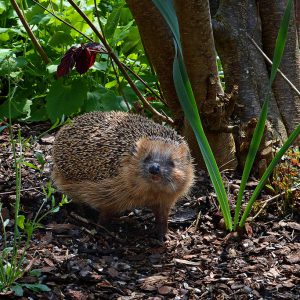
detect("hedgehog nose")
[148,163,161,175]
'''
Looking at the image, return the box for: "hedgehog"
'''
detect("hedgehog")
[52,111,195,240]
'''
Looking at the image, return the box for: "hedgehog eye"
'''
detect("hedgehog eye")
[144,154,152,162]
[167,159,175,167]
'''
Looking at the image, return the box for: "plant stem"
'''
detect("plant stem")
[247,33,300,97]
[32,0,170,120]
[92,0,130,111]
[67,0,173,124]
[10,0,49,64]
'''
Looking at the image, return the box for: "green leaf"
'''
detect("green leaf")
[46,78,88,123]
[152,0,180,52]
[239,123,300,227]
[0,99,32,120]
[104,6,122,39]
[51,207,60,213]
[24,222,35,237]
[0,48,12,59]
[17,215,25,230]
[25,4,46,22]
[48,31,74,47]
[35,152,46,166]
[112,20,135,45]
[11,284,24,297]
[105,80,118,89]
[173,50,232,230]
[119,7,133,25]
[30,269,42,277]
[22,283,51,292]
[269,0,293,84]
[0,1,7,14]
[233,99,269,229]
[29,14,52,25]
[2,247,14,256]
[153,0,232,230]
[59,195,70,206]
[91,61,109,72]
[233,0,293,229]
[0,28,10,42]
[121,27,141,54]
[22,161,40,170]
[27,104,48,122]
[84,89,129,112]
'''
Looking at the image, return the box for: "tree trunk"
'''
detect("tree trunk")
[125,0,183,125]
[127,0,237,171]
[295,0,300,42]
[259,0,300,136]
[126,0,299,171]
[213,0,288,141]
[174,0,237,170]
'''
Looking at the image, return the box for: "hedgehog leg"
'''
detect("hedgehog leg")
[98,208,116,224]
[151,204,171,241]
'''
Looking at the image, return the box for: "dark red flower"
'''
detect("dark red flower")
[56,43,106,78]
[75,47,97,75]
[146,96,157,102]
[56,46,78,79]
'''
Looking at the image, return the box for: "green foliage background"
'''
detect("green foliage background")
[0,0,160,123]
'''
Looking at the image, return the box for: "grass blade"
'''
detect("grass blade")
[233,0,293,229]
[269,0,292,84]
[233,98,269,229]
[152,0,181,51]
[173,50,232,230]
[153,0,232,230]
[239,123,300,227]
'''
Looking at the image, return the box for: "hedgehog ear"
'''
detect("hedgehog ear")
[177,143,191,160]
[135,138,151,155]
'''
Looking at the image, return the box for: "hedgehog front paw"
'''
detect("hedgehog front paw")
[155,219,168,241]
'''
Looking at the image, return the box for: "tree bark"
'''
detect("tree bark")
[294,0,300,42]
[259,0,300,136]
[127,0,237,170]
[213,0,288,141]
[126,0,183,126]
[174,0,237,170]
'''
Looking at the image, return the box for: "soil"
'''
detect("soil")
[0,122,299,300]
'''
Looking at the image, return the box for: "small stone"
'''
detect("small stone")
[243,286,252,293]
[158,285,173,295]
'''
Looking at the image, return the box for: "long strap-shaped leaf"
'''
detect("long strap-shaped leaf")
[173,49,232,230]
[239,123,300,227]
[153,0,232,230]
[152,0,180,51]
[233,0,293,229]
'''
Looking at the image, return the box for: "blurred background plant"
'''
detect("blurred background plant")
[267,146,300,214]
[0,0,168,123]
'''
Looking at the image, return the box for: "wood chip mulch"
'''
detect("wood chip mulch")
[0,123,299,299]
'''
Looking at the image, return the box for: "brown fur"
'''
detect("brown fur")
[52,111,195,239]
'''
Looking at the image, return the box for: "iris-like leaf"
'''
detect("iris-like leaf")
[233,0,294,229]
[153,0,232,230]
[154,0,296,232]
[239,123,300,227]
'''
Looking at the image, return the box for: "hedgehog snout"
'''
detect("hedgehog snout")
[148,162,161,175]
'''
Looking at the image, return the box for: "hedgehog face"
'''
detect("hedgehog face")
[142,152,175,184]
[135,138,193,194]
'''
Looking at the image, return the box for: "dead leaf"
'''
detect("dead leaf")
[245,223,253,237]
[140,275,168,291]
[158,285,173,295]
[174,258,201,266]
